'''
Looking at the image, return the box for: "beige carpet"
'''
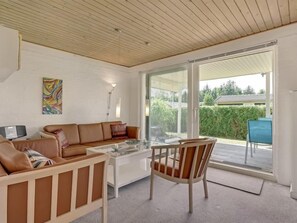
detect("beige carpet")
[207,167,264,195]
[72,176,297,223]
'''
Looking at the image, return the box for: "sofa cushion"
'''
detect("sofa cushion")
[24,149,55,168]
[54,129,69,149]
[0,141,33,173]
[44,124,80,145]
[102,121,122,140]
[83,139,128,147]
[78,123,104,144]
[62,144,90,158]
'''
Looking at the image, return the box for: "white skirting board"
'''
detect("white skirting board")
[290,184,297,199]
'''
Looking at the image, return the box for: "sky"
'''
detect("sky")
[200,73,272,93]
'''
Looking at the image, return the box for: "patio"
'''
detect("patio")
[211,142,273,173]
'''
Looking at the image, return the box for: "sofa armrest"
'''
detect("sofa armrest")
[39,131,57,140]
[40,131,63,157]
[127,126,140,139]
[12,138,60,159]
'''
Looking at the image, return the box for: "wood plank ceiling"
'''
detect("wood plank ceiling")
[0,0,296,67]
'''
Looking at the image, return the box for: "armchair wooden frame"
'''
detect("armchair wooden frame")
[150,138,216,213]
[0,154,109,223]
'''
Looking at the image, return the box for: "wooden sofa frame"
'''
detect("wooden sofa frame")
[0,153,109,223]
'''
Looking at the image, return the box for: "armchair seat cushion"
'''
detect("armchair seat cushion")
[51,156,66,163]
[153,157,180,178]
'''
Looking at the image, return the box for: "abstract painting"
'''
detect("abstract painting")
[42,77,63,114]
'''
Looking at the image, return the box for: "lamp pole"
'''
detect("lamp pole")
[106,84,116,121]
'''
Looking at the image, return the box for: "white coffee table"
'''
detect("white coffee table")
[87,142,151,198]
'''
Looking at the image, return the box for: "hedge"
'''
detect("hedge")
[199,106,266,140]
[151,98,266,140]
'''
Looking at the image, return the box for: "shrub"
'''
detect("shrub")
[151,98,175,133]
[150,99,266,140]
[199,106,266,140]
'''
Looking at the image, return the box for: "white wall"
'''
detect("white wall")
[130,23,297,187]
[0,42,135,138]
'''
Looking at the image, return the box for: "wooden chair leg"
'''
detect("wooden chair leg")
[102,204,107,223]
[203,175,208,198]
[150,170,154,200]
[189,181,193,213]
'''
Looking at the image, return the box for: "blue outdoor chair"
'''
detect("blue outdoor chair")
[245,120,272,164]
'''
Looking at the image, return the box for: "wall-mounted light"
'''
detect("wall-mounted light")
[145,99,150,116]
[116,98,121,118]
[106,83,117,121]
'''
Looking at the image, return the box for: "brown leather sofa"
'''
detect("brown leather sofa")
[41,121,140,159]
[0,136,109,223]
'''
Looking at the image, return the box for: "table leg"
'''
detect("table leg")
[113,163,119,198]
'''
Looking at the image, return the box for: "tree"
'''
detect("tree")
[203,93,215,106]
[181,90,188,102]
[219,80,242,96]
[243,85,255,94]
[199,84,212,102]
[211,87,220,101]
[258,89,265,94]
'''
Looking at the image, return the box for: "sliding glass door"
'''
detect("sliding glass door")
[146,67,188,144]
[197,51,274,173]
[145,48,274,174]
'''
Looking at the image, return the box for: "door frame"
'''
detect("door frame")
[191,46,277,178]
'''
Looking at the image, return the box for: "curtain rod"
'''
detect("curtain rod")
[188,40,277,64]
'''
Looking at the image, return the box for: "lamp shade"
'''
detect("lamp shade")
[116,98,121,118]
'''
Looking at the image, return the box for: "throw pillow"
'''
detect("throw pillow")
[24,149,55,168]
[111,123,127,138]
[54,129,69,149]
